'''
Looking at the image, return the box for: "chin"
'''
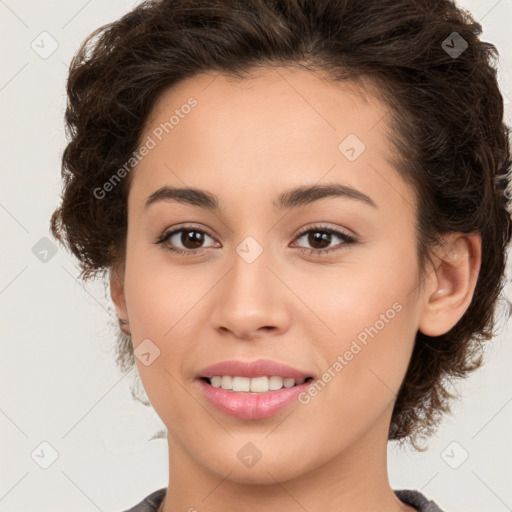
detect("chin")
[197,439,315,485]
[212,459,309,485]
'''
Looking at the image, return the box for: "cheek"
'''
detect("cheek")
[308,250,416,344]
[308,242,419,400]
[122,242,212,403]
[123,251,198,424]
[299,288,417,450]
[123,236,186,338]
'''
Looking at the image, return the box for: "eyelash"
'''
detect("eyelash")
[154,223,357,257]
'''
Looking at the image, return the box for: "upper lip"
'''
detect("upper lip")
[197,359,313,380]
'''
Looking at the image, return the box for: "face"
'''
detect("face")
[113,66,429,484]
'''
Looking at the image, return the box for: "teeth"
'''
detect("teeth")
[220,375,232,390]
[269,376,284,390]
[283,378,295,388]
[250,376,268,392]
[233,376,251,392]
[211,376,222,388]
[208,375,307,393]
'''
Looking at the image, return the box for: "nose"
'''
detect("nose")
[209,240,291,341]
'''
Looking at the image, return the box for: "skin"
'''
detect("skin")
[110,66,481,512]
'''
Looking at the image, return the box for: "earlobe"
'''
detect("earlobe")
[418,233,482,337]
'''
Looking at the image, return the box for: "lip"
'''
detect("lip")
[197,379,313,420]
[196,359,312,380]
[196,359,314,420]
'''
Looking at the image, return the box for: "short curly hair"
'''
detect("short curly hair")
[50,0,512,448]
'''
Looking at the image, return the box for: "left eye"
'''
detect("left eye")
[292,225,356,255]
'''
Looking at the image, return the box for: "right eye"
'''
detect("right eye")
[155,225,220,255]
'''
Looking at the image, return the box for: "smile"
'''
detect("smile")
[203,375,312,393]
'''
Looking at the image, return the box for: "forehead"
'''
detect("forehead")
[143,66,388,145]
[129,66,414,218]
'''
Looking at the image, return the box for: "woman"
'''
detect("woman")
[50,0,511,510]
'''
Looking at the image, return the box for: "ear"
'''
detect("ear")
[418,233,482,337]
[110,264,129,335]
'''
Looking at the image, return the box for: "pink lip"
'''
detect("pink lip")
[196,359,312,380]
[197,379,312,420]
[196,359,314,420]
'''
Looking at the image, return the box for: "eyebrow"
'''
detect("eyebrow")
[144,183,377,211]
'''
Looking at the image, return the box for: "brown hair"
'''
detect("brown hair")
[50,0,512,448]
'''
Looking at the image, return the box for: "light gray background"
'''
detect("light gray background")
[1,1,511,511]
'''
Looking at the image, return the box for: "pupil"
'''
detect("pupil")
[309,231,331,249]
[183,230,204,249]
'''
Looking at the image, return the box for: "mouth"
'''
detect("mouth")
[195,359,316,419]
[199,375,315,393]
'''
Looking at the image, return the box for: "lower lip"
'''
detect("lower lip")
[197,379,312,420]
